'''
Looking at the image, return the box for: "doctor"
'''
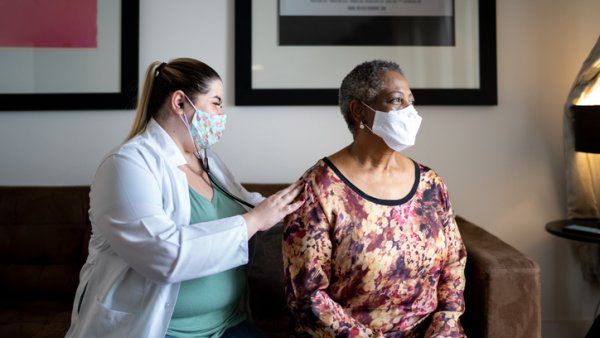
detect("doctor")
[66,58,303,338]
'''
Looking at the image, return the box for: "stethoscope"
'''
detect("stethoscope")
[180,98,256,210]
[198,152,263,267]
[197,149,255,209]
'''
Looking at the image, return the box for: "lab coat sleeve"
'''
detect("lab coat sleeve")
[90,153,249,285]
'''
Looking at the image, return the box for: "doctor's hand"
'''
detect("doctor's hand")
[242,181,304,238]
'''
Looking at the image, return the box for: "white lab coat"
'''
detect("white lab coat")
[65,119,265,338]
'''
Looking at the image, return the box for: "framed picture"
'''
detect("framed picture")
[0,0,139,111]
[235,0,496,106]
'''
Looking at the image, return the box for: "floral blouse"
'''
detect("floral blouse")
[283,158,467,338]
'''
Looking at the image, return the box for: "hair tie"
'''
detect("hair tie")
[155,62,167,77]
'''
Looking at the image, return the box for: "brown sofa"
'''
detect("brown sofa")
[0,186,541,337]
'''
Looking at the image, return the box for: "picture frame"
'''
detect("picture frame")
[235,0,496,106]
[0,0,139,111]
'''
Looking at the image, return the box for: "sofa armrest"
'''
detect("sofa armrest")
[457,216,541,338]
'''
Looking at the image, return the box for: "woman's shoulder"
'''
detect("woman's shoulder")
[110,121,183,165]
[413,160,452,206]
[96,135,165,175]
[298,158,335,184]
[113,136,155,159]
[413,160,446,185]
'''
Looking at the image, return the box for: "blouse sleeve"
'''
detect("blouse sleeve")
[283,179,382,337]
[425,181,467,338]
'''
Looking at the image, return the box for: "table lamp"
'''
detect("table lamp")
[567,62,600,235]
[564,41,600,338]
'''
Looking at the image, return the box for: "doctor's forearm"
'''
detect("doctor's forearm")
[242,212,260,239]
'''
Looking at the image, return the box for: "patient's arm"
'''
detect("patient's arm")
[425,186,467,338]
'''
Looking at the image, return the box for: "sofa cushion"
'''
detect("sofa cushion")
[0,187,90,298]
[0,299,72,338]
[248,223,287,319]
[457,216,541,338]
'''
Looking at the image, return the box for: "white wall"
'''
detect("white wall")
[1,1,599,336]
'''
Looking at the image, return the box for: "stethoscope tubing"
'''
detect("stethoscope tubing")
[198,150,255,209]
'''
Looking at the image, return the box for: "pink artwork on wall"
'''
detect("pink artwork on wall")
[0,0,98,48]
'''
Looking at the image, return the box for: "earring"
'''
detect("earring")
[359,122,365,129]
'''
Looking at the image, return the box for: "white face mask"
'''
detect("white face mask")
[361,102,422,152]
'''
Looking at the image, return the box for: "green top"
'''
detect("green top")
[166,185,248,338]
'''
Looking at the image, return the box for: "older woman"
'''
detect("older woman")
[283,60,466,337]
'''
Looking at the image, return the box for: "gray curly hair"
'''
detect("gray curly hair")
[339,60,404,133]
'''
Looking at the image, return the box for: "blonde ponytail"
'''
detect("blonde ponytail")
[126,61,163,141]
[125,58,221,141]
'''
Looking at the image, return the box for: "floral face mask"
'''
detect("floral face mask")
[180,94,227,151]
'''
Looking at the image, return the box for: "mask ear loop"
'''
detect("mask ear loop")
[180,95,211,174]
[179,109,202,159]
[359,102,375,133]
[360,120,374,133]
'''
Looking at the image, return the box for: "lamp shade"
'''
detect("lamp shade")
[571,104,600,153]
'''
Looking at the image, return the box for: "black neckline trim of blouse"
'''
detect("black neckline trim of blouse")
[321,157,421,206]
